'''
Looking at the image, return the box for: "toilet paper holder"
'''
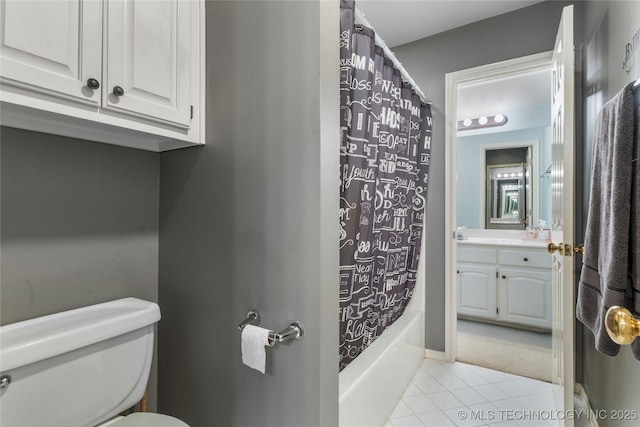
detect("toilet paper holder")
[238,310,304,347]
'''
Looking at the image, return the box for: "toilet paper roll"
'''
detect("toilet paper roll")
[241,324,270,374]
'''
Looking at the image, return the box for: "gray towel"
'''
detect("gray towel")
[576,81,640,360]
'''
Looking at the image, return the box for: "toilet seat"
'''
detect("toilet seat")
[107,413,189,427]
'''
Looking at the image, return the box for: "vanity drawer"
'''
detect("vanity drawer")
[458,247,497,264]
[499,249,550,268]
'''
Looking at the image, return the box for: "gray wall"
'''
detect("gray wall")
[157,2,339,426]
[393,0,578,351]
[580,2,640,425]
[0,127,160,408]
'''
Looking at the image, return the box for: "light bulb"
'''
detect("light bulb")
[478,116,488,125]
[494,114,505,123]
[463,118,472,127]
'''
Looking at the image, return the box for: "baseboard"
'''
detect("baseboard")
[575,383,599,427]
[424,349,446,361]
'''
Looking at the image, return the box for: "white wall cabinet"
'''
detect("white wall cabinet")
[457,244,552,329]
[0,0,204,152]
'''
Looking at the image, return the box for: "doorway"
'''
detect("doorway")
[444,52,556,382]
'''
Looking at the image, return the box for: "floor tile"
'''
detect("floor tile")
[475,368,513,383]
[443,407,489,427]
[427,390,466,410]
[416,410,457,427]
[386,358,559,427]
[447,362,479,376]
[403,394,439,414]
[412,368,432,381]
[489,421,520,426]
[423,364,453,377]
[414,377,447,393]
[436,374,470,390]
[390,400,413,419]
[465,402,499,424]
[455,370,490,387]
[490,397,526,413]
[515,391,555,412]
[514,377,553,394]
[450,387,487,406]
[403,382,424,397]
[493,381,533,398]
[390,414,425,427]
[472,384,510,401]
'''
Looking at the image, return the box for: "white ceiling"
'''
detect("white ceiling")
[356,0,545,48]
[356,0,550,119]
[457,69,551,119]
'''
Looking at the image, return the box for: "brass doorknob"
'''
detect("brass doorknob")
[548,242,564,254]
[574,244,584,256]
[605,306,640,345]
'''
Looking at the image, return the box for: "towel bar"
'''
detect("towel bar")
[238,310,304,347]
[605,306,640,345]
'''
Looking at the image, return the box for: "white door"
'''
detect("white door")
[104,0,191,127]
[0,0,102,104]
[550,5,575,424]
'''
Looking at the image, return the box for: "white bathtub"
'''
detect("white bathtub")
[338,309,425,427]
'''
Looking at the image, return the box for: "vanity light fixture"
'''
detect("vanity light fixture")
[457,114,509,131]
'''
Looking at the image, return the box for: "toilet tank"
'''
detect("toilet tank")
[0,298,160,427]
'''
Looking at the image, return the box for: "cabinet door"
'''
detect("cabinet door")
[0,0,102,104]
[499,268,551,329]
[457,264,497,319]
[105,0,191,127]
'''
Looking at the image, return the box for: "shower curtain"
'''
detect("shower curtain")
[339,0,433,370]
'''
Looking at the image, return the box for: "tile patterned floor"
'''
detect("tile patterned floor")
[385,359,561,427]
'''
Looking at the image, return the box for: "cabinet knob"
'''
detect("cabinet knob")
[501,275,506,279]
[523,257,529,262]
[456,270,460,274]
[87,78,100,89]
[113,86,125,97]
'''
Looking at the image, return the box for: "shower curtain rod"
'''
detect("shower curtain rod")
[354,8,431,104]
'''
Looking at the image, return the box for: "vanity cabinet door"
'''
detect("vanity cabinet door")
[457,264,497,319]
[104,0,191,127]
[0,0,102,104]
[499,268,551,329]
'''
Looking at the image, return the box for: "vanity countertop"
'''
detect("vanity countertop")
[457,237,549,249]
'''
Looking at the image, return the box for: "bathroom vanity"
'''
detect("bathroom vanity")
[456,235,551,329]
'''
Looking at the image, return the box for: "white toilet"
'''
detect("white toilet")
[0,298,189,427]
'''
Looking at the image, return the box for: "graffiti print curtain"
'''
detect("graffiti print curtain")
[339,0,433,370]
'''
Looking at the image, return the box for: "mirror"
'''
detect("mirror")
[455,68,552,233]
[486,163,526,229]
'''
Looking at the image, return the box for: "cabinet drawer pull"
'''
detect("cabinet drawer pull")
[86,78,100,89]
[523,257,529,262]
[113,85,125,96]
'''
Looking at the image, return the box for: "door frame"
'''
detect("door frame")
[444,51,553,362]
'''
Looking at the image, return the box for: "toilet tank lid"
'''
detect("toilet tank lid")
[0,298,160,372]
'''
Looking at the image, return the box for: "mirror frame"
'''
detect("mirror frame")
[479,140,540,230]
[486,162,526,229]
